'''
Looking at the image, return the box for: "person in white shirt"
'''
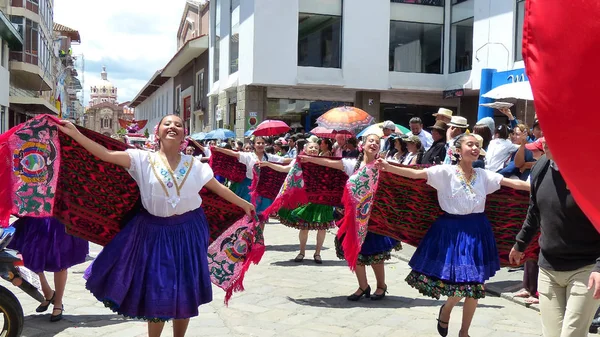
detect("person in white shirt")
[485,125,519,172]
[57,115,254,337]
[376,133,529,337]
[407,117,434,151]
[379,120,396,152]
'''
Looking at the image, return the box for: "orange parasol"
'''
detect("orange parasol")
[316,106,374,131]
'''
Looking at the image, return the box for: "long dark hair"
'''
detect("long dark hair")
[154,114,183,149]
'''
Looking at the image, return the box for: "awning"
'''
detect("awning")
[483,81,534,101]
[129,70,170,108]
[0,11,23,50]
[162,35,209,77]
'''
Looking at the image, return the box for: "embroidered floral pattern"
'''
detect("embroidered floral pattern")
[405,270,486,300]
[456,166,478,196]
[149,154,193,207]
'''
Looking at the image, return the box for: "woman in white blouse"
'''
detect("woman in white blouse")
[57,115,254,337]
[212,136,292,215]
[376,133,529,337]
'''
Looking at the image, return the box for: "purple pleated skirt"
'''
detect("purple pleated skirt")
[7,217,89,273]
[85,208,212,322]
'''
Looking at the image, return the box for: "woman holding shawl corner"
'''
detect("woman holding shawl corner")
[376,133,529,337]
[56,115,254,337]
[300,134,399,301]
[260,140,335,264]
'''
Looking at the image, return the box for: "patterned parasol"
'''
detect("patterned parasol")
[316,106,374,131]
[309,126,353,139]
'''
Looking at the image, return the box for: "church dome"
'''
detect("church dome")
[91,66,117,95]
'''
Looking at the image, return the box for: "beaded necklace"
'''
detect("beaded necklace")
[456,165,477,195]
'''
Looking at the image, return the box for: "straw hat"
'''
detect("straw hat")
[447,116,469,128]
[433,108,453,119]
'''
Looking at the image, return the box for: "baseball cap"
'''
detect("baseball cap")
[382,120,395,130]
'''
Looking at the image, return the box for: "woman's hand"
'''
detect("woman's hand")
[56,120,80,138]
[375,158,390,171]
[241,202,255,217]
[258,161,270,168]
[298,155,312,163]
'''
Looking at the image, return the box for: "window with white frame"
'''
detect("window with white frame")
[175,86,182,113]
[213,0,221,82]
[298,0,343,68]
[515,0,525,61]
[389,21,443,74]
[195,69,205,106]
[450,0,474,73]
[230,0,239,74]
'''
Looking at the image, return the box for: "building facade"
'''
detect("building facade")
[53,22,82,123]
[84,67,128,136]
[131,0,209,135]
[0,7,23,133]
[4,0,59,130]
[207,0,529,138]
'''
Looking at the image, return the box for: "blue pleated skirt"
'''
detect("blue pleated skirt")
[234,177,273,215]
[409,212,500,283]
[7,217,89,273]
[85,208,212,321]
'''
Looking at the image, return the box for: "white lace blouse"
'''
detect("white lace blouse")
[238,152,285,179]
[425,165,503,215]
[126,149,214,217]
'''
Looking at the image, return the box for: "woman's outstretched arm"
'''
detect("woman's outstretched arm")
[259,161,292,173]
[211,146,241,160]
[375,158,427,180]
[57,121,131,169]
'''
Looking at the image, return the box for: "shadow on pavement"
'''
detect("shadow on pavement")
[24,313,129,336]
[265,244,331,252]
[287,295,505,310]
[486,280,522,293]
[270,259,348,267]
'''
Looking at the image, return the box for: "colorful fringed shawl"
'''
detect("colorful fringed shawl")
[336,163,379,270]
[209,149,247,183]
[207,216,264,305]
[0,115,261,303]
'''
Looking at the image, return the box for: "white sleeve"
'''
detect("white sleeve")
[125,149,145,183]
[268,154,285,163]
[238,152,253,166]
[479,168,503,194]
[425,165,450,190]
[341,158,357,176]
[195,161,215,188]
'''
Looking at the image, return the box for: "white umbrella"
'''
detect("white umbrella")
[482,81,534,101]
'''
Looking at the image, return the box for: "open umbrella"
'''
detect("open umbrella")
[244,129,254,137]
[205,128,236,140]
[252,120,290,136]
[316,106,374,131]
[482,81,534,101]
[190,132,206,141]
[310,126,353,139]
[356,122,409,138]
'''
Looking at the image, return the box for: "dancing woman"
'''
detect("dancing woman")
[260,141,335,264]
[376,133,530,337]
[8,217,88,322]
[57,115,254,337]
[212,136,292,214]
[300,134,398,301]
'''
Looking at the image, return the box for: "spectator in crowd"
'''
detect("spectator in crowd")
[486,125,518,172]
[432,107,453,124]
[421,121,447,165]
[379,120,396,151]
[474,117,495,150]
[344,137,360,158]
[407,117,434,151]
[287,136,298,158]
[510,139,600,337]
[443,116,469,164]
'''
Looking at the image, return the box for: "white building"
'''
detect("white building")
[0,9,23,133]
[208,0,530,138]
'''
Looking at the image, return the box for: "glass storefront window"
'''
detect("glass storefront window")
[515,0,525,61]
[389,21,443,74]
[298,13,342,68]
[450,17,473,73]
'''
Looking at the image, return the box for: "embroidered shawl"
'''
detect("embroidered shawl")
[209,149,247,183]
[249,164,288,204]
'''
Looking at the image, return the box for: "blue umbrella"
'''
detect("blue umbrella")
[205,128,236,140]
[190,132,206,141]
[244,129,254,137]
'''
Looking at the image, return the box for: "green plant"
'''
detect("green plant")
[144,128,150,138]
[116,128,126,137]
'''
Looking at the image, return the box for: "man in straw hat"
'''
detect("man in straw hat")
[443,116,470,165]
[421,120,448,165]
[433,107,453,124]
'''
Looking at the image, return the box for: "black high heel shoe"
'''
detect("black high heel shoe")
[347,286,371,301]
[371,285,388,300]
[36,291,55,313]
[50,305,64,322]
[437,304,449,337]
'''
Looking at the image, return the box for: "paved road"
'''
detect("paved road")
[4,221,589,337]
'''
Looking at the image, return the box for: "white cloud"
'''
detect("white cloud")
[53,0,187,104]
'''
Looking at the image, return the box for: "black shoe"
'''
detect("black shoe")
[313,254,323,264]
[50,305,64,322]
[371,286,388,300]
[294,253,304,262]
[347,286,371,301]
[437,304,449,337]
[36,291,55,313]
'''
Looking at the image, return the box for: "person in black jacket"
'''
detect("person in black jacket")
[420,120,447,165]
[509,140,600,337]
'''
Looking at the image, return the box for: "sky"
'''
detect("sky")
[53,0,187,105]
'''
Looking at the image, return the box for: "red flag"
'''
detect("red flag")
[523,0,600,231]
